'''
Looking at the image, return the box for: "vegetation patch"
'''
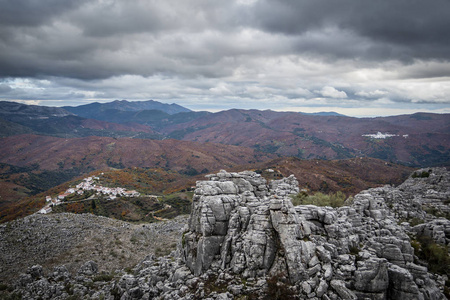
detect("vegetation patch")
[264,273,297,300]
[423,205,450,220]
[411,170,431,178]
[92,273,115,282]
[0,163,82,196]
[52,190,192,223]
[203,274,228,295]
[290,191,349,208]
[411,235,450,277]
[253,142,281,154]
[404,217,424,226]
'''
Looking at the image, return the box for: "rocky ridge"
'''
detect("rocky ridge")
[2,168,449,299]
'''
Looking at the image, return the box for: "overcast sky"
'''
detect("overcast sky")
[1,0,450,117]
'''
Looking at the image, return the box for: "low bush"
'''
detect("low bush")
[411,170,431,178]
[291,191,347,208]
[412,235,450,276]
[264,273,296,300]
[92,273,115,282]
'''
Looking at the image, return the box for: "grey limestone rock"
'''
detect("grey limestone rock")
[6,168,449,300]
[180,169,448,299]
[183,171,307,280]
[77,260,98,276]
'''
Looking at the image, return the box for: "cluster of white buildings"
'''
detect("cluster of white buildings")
[67,176,140,200]
[38,195,62,214]
[362,132,409,139]
[38,175,140,214]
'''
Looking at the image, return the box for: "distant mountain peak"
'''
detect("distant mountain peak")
[0,101,73,118]
[299,111,346,117]
[103,99,191,113]
[63,99,191,117]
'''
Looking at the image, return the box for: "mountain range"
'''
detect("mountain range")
[0,99,448,222]
[1,100,448,167]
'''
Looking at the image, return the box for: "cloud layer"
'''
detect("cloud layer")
[0,0,449,116]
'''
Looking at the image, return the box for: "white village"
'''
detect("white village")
[362,132,409,139]
[39,175,140,214]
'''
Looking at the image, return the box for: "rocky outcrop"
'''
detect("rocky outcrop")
[182,171,302,279]
[179,169,447,299]
[382,167,449,221]
[3,168,449,299]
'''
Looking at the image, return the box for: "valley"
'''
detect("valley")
[0,100,447,223]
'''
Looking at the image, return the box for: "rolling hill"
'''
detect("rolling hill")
[0,155,413,224]
[2,101,448,167]
[0,101,161,139]
[0,134,273,173]
[0,133,274,222]
[159,109,450,167]
[237,156,413,195]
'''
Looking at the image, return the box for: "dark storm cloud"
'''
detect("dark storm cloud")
[70,1,240,37]
[1,0,449,81]
[0,0,449,115]
[0,1,249,80]
[0,0,88,27]
[250,0,450,61]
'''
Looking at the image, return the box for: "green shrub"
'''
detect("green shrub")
[412,235,450,276]
[92,273,115,282]
[349,245,360,256]
[409,217,425,226]
[264,273,296,300]
[423,206,450,220]
[0,292,22,300]
[412,170,431,178]
[444,280,450,299]
[291,191,347,208]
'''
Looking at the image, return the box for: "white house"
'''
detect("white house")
[58,192,71,200]
[39,206,52,214]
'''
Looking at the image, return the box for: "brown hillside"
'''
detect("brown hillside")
[0,134,274,173]
[161,110,449,166]
[0,134,274,222]
[232,157,413,196]
[80,119,155,133]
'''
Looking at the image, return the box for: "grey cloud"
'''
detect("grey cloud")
[395,61,450,79]
[69,1,240,38]
[0,83,12,93]
[69,2,178,37]
[1,0,449,81]
[0,0,449,115]
[0,0,88,27]
[250,0,450,61]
